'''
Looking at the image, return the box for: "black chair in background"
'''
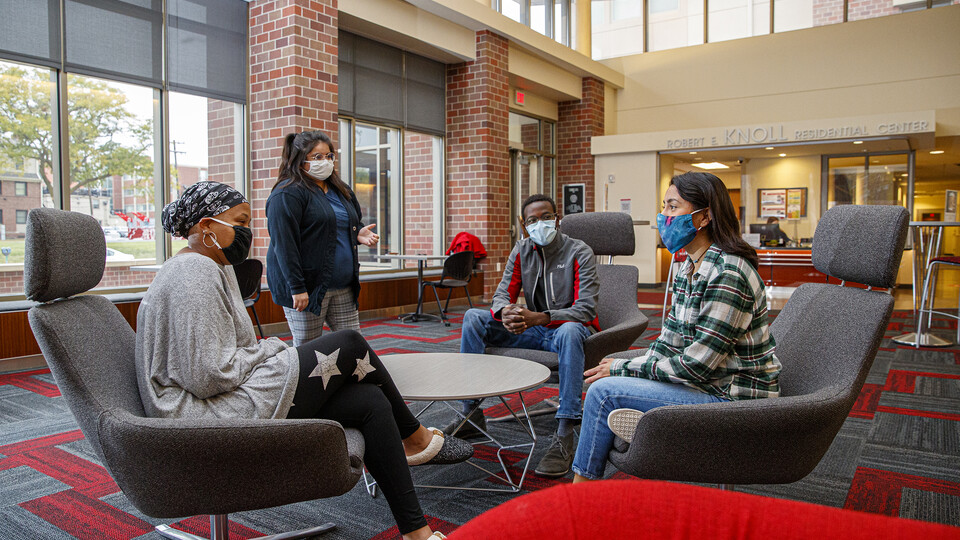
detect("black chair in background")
[421,250,475,326]
[235,258,265,338]
[24,208,365,540]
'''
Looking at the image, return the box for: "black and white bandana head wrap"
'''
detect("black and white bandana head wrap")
[161,182,247,238]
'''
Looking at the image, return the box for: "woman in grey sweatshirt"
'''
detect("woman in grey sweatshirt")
[135,182,469,540]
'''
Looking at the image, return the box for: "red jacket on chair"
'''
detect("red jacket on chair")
[446,232,487,259]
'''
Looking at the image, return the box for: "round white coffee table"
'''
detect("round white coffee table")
[377,353,551,493]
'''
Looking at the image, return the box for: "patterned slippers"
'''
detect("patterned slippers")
[607,408,645,443]
[407,428,474,466]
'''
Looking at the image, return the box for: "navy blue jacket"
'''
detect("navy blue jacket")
[266,179,363,315]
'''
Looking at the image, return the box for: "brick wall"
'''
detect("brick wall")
[557,77,604,212]
[446,30,510,302]
[403,131,438,257]
[812,0,845,26]
[847,0,899,21]
[206,99,240,189]
[248,0,339,262]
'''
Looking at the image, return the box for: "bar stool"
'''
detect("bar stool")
[917,256,960,348]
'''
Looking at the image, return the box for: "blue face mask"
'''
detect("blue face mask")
[656,208,706,253]
[526,219,558,246]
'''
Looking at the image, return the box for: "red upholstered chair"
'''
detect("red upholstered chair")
[449,480,960,540]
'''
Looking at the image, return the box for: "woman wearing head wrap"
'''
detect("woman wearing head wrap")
[136,181,468,540]
[266,130,378,346]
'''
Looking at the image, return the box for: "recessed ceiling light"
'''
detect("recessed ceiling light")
[930,150,944,154]
[691,162,729,170]
[765,147,774,150]
[689,151,697,155]
[778,153,786,157]
[853,141,863,145]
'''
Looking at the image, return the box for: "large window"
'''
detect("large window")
[591,0,954,58]
[0,0,248,297]
[340,118,446,273]
[494,0,573,46]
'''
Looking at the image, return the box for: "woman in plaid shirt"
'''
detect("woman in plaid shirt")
[571,171,781,482]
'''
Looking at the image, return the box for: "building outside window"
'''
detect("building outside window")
[495,0,573,45]
[16,210,27,224]
[14,182,27,196]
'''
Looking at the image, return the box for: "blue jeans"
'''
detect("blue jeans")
[460,308,591,420]
[571,376,725,480]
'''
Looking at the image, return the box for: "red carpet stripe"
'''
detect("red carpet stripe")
[844,467,960,516]
[875,406,960,422]
[17,447,119,497]
[168,515,264,539]
[365,333,460,344]
[0,430,85,455]
[19,489,153,540]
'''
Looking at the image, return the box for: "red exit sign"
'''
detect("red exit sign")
[515,90,525,106]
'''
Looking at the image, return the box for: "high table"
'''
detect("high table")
[376,254,448,323]
[892,221,960,347]
[373,353,551,493]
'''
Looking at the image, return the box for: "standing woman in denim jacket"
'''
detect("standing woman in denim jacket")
[267,131,379,346]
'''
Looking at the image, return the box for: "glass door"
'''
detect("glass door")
[823,151,912,212]
[510,149,545,244]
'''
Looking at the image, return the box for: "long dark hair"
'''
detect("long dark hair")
[273,130,351,200]
[671,171,758,269]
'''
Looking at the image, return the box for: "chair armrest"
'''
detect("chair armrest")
[609,387,853,485]
[97,409,363,519]
[583,313,649,370]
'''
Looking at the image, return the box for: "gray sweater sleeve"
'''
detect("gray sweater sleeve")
[136,254,299,420]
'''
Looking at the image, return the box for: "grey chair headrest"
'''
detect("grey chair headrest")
[561,212,635,256]
[24,208,106,302]
[812,204,908,289]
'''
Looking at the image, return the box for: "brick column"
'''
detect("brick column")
[557,77,604,212]
[446,30,510,302]
[248,0,339,261]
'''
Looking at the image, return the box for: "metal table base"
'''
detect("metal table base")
[364,392,539,495]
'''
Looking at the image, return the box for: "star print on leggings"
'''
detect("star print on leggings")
[353,351,376,381]
[309,348,341,390]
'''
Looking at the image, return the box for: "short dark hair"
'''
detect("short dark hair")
[521,194,557,217]
[766,216,780,224]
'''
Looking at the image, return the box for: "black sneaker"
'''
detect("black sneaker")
[534,431,575,477]
[442,408,487,439]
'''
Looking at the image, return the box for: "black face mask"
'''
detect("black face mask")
[207,218,253,266]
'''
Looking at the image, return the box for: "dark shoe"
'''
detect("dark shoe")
[534,431,575,478]
[442,408,487,439]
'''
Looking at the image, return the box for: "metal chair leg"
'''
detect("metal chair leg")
[155,514,336,540]
[443,288,453,313]
[430,286,449,326]
[463,285,474,309]
[917,262,936,349]
[251,306,265,338]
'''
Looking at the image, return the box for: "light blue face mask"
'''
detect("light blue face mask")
[656,208,706,253]
[526,219,558,246]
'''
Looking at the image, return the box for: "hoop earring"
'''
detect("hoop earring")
[202,231,217,248]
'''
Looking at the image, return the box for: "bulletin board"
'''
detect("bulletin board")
[758,188,807,218]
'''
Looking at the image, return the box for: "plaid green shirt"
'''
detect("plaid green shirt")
[610,245,781,400]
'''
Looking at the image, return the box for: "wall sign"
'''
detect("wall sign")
[563,184,585,215]
[758,188,807,218]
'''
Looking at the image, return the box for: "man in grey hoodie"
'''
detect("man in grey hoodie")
[443,194,600,478]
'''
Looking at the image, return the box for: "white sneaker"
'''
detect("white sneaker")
[607,408,644,442]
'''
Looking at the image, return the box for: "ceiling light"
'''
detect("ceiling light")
[853,141,863,145]
[930,150,944,154]
[689,151,697,155]
[691,162,729,170]
[765,147,774,150]
[778,153,786,157]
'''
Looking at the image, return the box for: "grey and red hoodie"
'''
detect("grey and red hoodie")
[491,231,601,332]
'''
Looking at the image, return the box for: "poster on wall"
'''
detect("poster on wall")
[563,184,585,215]
[758,188,807,218]
[620,198,632,215]
[946,190,958,222]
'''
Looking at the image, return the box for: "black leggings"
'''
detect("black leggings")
[286,330,426,534]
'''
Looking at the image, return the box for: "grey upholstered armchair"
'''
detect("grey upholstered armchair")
[605,204,909,487]
[487,212,648,417]
[24,208,365,540]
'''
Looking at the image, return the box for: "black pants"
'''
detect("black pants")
[286,330,426,534]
